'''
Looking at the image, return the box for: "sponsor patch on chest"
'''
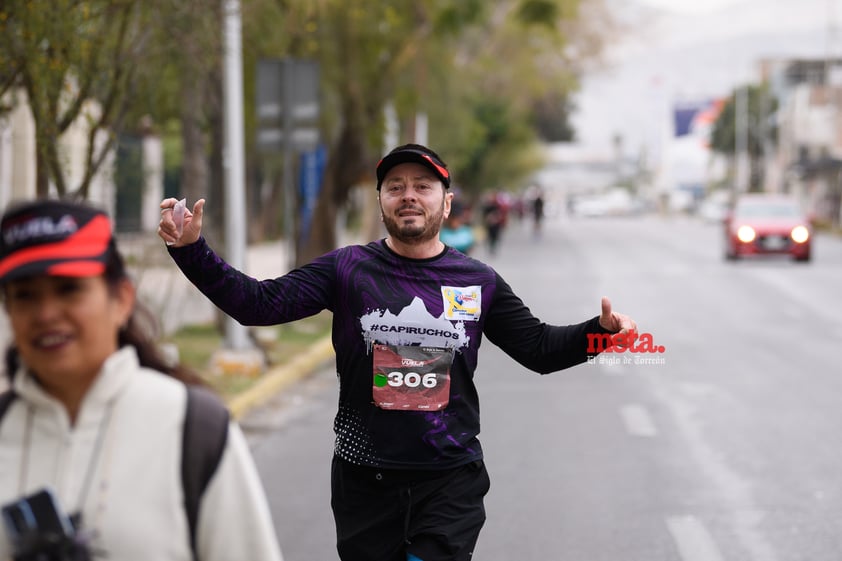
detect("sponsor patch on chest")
[441,285,481,321]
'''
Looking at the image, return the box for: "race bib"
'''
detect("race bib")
[372,344,453,411]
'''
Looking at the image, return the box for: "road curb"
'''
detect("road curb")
[226,335,335,420]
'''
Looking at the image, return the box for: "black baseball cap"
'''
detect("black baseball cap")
[376,144,451,190]
[0,199,115,283]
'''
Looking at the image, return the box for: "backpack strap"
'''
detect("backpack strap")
[182,385,230,560]
[0,390,17,423]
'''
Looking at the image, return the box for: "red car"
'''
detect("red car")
[724,194,812,262]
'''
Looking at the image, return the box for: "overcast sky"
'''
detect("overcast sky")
[572,0,839,157]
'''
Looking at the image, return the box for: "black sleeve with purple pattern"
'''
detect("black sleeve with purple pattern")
[167,237,334,326]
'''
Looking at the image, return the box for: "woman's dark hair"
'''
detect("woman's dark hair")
[106,243,206,386]
[4,240,206,387]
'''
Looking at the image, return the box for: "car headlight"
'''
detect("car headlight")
[791,225,810,244]
[737,225,756,243]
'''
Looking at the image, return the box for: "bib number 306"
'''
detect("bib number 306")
[379,371,438,388]
[372,344,453,411]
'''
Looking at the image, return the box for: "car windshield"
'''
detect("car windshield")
[735,202,801,218]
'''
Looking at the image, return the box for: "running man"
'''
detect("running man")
[158,143,636,561]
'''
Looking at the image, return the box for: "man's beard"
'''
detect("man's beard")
[381,202,446,245]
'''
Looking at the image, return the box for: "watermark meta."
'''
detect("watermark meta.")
[586,330,666,366]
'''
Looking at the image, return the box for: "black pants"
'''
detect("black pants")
[331,457,491,561]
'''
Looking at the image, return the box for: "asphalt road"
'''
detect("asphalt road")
[244,212,842,561]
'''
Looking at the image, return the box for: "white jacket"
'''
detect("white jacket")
[0,346,284,561]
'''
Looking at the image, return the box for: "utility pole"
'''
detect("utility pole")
[281,58,296,272]
[384,102,399,150]
[415,113,428,146]
[222,0,250,351]
[735,85,749,194]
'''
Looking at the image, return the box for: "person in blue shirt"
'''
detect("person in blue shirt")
[439,199,475,254]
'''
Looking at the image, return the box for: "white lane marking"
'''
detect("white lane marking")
[620,404,657,437]
[657,384,780,561]
[666,515,726,561]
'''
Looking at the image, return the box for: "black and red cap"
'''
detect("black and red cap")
[376,143,451,190]
[0,199,114,283]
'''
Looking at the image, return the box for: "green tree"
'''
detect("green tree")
[1,0,613,259]
[709,83,778,191]
[0,0,149,199]
[247,0,613,263]
[245,0,486,263]
[425,0,610,195]
[138,0,225,242]
[1,0,227,237]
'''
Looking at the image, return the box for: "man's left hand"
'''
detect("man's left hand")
[599,296,637,334]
